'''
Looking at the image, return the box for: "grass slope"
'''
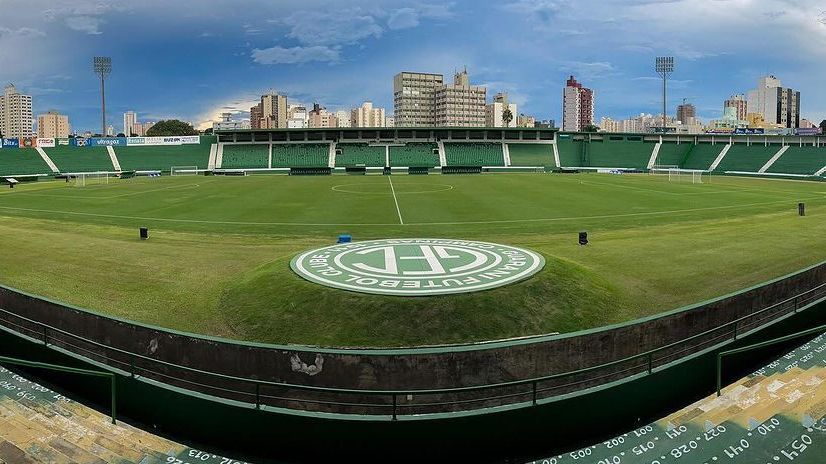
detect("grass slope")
[0,173,824,347]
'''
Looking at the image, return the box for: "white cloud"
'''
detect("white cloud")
[65,16,103,35]
[277,9,383,46]
[560,61,618,79]
[251,45,340,65]
[0,27,45,38]
[388,8,420,30]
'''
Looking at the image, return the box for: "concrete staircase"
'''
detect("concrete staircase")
[106,146,122,171]
[0,365,248,464]
[529,332,826,463]
[34,148,59,173]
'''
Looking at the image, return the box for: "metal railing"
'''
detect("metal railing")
[716,323,826,396]
[0,355,116,423]
[0,282,823,420]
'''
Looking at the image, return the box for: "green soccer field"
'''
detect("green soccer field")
[0,173,824,347]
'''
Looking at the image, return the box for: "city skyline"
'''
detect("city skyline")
[1,0,825,133]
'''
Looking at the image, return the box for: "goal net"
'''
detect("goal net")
[171,166,199,176]
[73,172,110,187]
[650,167,708,184]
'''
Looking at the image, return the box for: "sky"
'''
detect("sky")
[1,0,825,133]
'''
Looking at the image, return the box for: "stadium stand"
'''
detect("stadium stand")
[507,143,556,167]
[335,144,386,167]
[715,144,782,173]
[587,137,653,169]
[0,363,244,464]
[766,146,826,176]
[532,331,826,463]
[0,150,52,176]
[443,143,505,166]
[555,136,585,168]
[44,146,115,173]
[271,144,329,168]
[680,143,726,171]
[116,144,211,172]
[220,144,268,169]
[654,142,694,167]
[388,143,440,167]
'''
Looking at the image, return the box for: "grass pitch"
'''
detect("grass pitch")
[0,173,824,347]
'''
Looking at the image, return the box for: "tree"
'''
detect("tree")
[582,124,600,133]
[202,128,214,135]
[145,119,198,136]
[116,133,126,138]
[502,108,513,127]
[819,120,826,134]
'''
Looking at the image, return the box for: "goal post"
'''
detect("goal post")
[649,167,708,184]
[171,166,199,176]
[72,172,110,187]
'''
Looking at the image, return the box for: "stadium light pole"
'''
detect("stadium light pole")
[93,57,112,137]
[655,56,674,132]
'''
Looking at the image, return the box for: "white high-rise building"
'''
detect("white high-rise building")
[351,101,386,127]
[486,92,518,127]
[287,104,308,129]
[123,111,137,136]
[434,69,487,127]
[747,76,801,128]
[335,110,352,128]
[0,84,34,138]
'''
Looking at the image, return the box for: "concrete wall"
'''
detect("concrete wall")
[0,261,823,415]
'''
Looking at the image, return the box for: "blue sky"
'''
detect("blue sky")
[1,0,825,132]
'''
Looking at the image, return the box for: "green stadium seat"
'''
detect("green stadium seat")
[0,149,51,176]
[681,143,725,171]
[117,144,211,172]
[221,144,268,169]
[45,146,115,173]
[555,136,584,167]
[766,146,826,175]
[654,142,693,167]
[507,143,556,167]
[443,143,504,166]
[587,138,653,169]
[335,144,385,167]
[389,143,439,167]
[271,144,329,168]
[715,144,781,173]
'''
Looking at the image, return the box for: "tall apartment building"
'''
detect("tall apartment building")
[335,110,352,128]
[562,76,594,132]
[747,76,800,128]
[123,111,137,136]
[393,72,444,127]
[351,101,386,127]
[676,102,696,125]
[0,84,33,138]
[37,111,70,138]
[724,94,748,121]
[250,91,288,129]
[435,69,487,127]
[308,103,337,128]
[287,104,308,129]
[486,92,518,127]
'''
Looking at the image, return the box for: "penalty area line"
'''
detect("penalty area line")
[388,176,404,225]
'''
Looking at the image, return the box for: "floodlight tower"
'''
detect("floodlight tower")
[93,57,112,136]
[655,56,674,132]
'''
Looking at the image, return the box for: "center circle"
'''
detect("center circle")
[290,238,545,296]
[331,183,454,195]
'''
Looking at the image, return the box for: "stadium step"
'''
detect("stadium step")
[215,143,225,169]
[551,139,561,167]
[34,147,59,173]
[208,143,218,170]
[647,140,661,169]
[758,145,789,173]
[502,142,511,166]
[815,165,826,177]
[0,365,246,464]
[529,332,826,463]
[328,142,336,168]
[107,146,122,171]
[708,142,732,171]
[437,141,447,167]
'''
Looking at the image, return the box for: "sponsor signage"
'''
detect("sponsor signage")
[38,138,56,148]
[19,137,37,148]
[291,239,546,296]
[71,137,88,147]
[734,128,765,135]
[57,138,70,146]
[88,137,127,147]
[2,138,19,148]
[795,128,822,136]
[127,136,201,146]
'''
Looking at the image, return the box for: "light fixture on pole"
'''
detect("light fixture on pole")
[655,56,674,132]
[93,56,112,137]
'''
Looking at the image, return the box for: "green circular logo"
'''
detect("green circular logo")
[290,239,545,296]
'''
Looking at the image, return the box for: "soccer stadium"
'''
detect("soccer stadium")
[0,127,824,463]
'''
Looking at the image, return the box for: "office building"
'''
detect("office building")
[747,76,800,128]
[434,69,487,127]
[724,95,748,121]
[562,76,594,132]
[0,84,33,138]
[393,71,444,126]
[123,111,137,136]
[213,113,251,131]
[335,110,352,128]
[351,101,386,127]
[37,111,70,138]
[308,103,337,128]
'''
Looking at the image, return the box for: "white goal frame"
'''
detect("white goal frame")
[171,166,199,176]
[73,172,110,187]
[650,167,709,184]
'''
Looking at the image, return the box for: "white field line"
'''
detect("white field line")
[0,196,822,228]
[388,176,404,224]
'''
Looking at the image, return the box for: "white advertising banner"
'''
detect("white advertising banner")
[37,138,56,148]
[127,136,201,146]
